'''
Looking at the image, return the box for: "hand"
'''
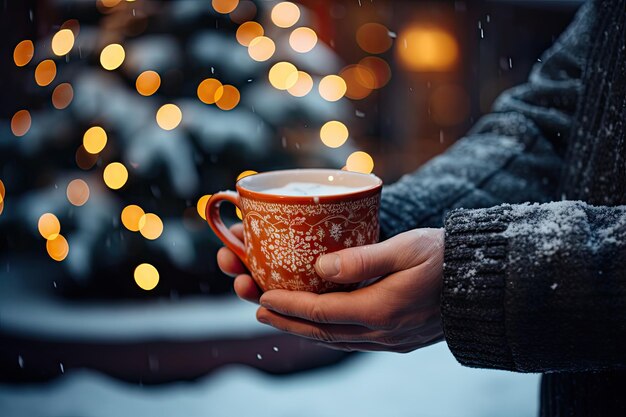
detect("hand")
[217,226,445,353]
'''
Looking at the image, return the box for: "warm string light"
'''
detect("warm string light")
[248,36,275,62]
[197,78,223,104]
[271,2,300,28]
[236,21,264,47]
[51,29,75,56]
[100,44,125,70]
[135,71,161,96]
[212,0,239,14]
[13,40,34,67]
[237,170,257,180]
[287,71,313,97]
[11,110,31,137]
[156,103,182,130]
[35,60,57,86]
[103,162,129,190]
[52,83,74,109]
[83,126,107,154]
[320,121,349,148]
[318,75,347,102]
[356,23,393,54]
[346,151,374,174]
[0,179,5,216]
[38,213,60,240]
[196,195,212,220]
[268,62,298,90]
[289,27,317,53]
[66,179,90,206]
[121,205,146,232]
[139,213,163,240]
[215,85,240,110]
[134,263,159,290]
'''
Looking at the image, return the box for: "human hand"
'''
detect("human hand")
[217,227,445,353]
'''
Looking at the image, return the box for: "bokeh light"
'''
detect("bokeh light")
[359,56,391,89]
[236,207,243,220]
[197,78,223,104]
[236,21,264,47]
[271,2,300,28]
[51,29,75,56]
[212,0,239,14]
[196,195,212,220]
[38,213,61,240]
[66,179,90,206]
[13,40,34,67]
[320,121,349,148]
[156,103,183,130]
[46,235,69,262]
[83,126,107,154]
[397,26,459,72]
[230,1,257,24]
[101,0,122,7]
[35,60,57,86]
[139,213,163,240]
[103,162,129,190]
[135,71,161,96]
[248,36,275,62]
[11,110,31,137]
[430,84,470,126]
[134,263,159,290]
[237,170,257,181]
[319,75,347,102]
[339,65,375,100]
[0,179,5,216]
[356,23,393,54]
[287,71,313,97]
[121,205,146,231]
[269,62,298,90]
[52,83,74,109]
[60,19,80,37]
[75,145,99,170]
[289,27,317,53]
[346,151,374,174]
[100,44,125,71]
[215,85,240,110]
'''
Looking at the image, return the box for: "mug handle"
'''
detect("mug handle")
[206,191,249,268]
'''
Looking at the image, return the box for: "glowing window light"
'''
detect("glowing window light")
[75,145,99,170]
[52,83,74,109]
[156,103,182,130]
[212,0,239,14]
[83,126,107,154]
[318,75,347,102]
[268,62,298,90]
[66,179,90,206]
[248,36,275,62]
[287,71,313,97]
[339,65,375,100]
[237,170,257,181]
[397,26,459,72]
[356,23,393,54]
[346,151,374,174]
[134,263,159,290]
[46,235,69,262]
[139,213,163,240]
[359,56,391,89]
[289,27,317,53]
[196,195,212,220]
[103,162,129,190]
[38,213,61,240]
[35,60,57,86]
[197,78,223,104]
[51,29,75,56]
[271,2,300,28]
[100,44,125,71]
[215,85,240,110]
[135,71,161,96]
[121,205,146,231]
[11,110,31,137]
[13,40,34,67]
[236,21,264,47]
[320,121,349,148]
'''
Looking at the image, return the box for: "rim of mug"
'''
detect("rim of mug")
[235,169,383,203]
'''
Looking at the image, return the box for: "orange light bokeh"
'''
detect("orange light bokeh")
[66,179,90,206]
[248,36,275,62]
[156,103,183,130]
[11,110,31,137]
[356,23,393,54]
[197,78,224,104]
[38,213,61,240]
[135,71,161,96]
[236,21,264,47]
[287,71,313,97]
[289,27,317,53]
[35,60,57,86]
[46,234,69,261]
[13,40,34,67]
[318,75,347,102]
[397,26,459,72]
[271,2,300,28]
[212,0,239,14]
[121,205,146,232]
[215,85,240,110]
[339,65,375,100]
[52,83,74,109]
[358,56,391,89]
[51,29,75,56]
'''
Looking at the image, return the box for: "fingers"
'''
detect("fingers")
[234,275,261,304]
[216,223,246,277]
[229,223,244,240]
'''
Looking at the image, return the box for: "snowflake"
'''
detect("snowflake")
[250,218,261,237]
[344,237,353,247]
[330,223,342,241]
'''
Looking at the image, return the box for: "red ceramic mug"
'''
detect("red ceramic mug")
[206,169,383,293]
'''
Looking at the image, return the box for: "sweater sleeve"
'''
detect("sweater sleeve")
[442,202,626,373]
[379,2,592,239]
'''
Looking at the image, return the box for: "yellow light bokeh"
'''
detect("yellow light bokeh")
[135,71,161,96]
[156,103,183,130]
[289,27,317,53]
[346,151,374,174]
[339,65,375,100]
[268,62,298,90]
[52,83,74,109]
[212,0,239,14]
[103,162,129,190]
[51,29,75,56]
[11,110,31,137]
[356,23,392,54]
[121,205,146,231]
[248,36,275,62]
[76,145,99,170]
[139,213,163,240]
[101,0,122,6]
[35,60,57,86]
[215,85,240,110]
[38,213,61,240]
[83,126,107,154]
[196,195,212,220]
[134,263,159,291]
[100,44,125,71]
[359,56,391,89]
[397,26,459,72]
[271,2,300,28]
[236,21,264,47]
[236,207,243,220]
[320,121,349,148]
[318,75,347,102]
[66,179,90,206]
[237,170,257,181]
[197,78,223,104]
[46,234,69,262]
[0,179,5,204]
[14,40,34,67]
[287,71,313,97]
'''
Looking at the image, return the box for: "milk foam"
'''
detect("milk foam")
[259,182,365,196]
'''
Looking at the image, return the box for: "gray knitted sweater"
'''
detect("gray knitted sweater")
[379,1,626,415]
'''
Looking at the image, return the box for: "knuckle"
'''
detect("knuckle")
[308,302,328,323]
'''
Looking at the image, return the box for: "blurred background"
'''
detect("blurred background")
[0,0,581,416]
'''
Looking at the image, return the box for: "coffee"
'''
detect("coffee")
[259,182,362,197]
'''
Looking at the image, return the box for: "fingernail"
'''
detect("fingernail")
[258,317,270,325]
[260,298,272,310]
[316,254,340,278]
